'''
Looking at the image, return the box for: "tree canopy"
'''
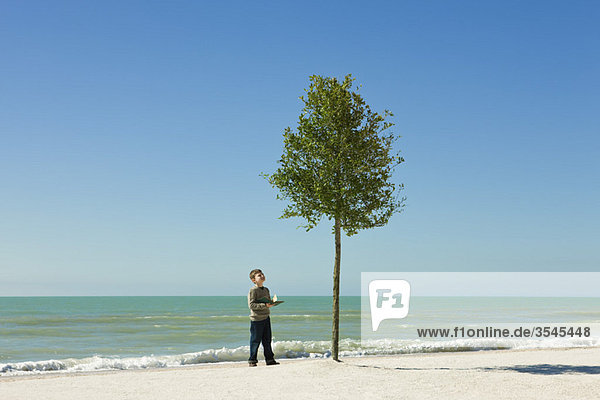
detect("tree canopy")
[265,74,405,235]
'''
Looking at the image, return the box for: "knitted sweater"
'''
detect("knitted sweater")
[247,285,271,321]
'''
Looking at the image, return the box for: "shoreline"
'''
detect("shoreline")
[2,347,599,399]
[0,345,595,379]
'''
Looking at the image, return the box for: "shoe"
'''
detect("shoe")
[249,361,257,367]
[266,359,280,366]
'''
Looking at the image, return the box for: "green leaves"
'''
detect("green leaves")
[264,74,405,236]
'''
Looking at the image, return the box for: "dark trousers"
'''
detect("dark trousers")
[249,316,274,362]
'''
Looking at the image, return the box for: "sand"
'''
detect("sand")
[2,347,599,400]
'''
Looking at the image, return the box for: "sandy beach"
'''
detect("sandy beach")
[2,347,599,400]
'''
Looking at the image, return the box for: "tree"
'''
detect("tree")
[263,74,405,361]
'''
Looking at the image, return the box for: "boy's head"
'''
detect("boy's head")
[249,269,265,285]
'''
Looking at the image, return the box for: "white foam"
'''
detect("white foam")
[2,336,598,376]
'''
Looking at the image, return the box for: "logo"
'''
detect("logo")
[368,280,411,331]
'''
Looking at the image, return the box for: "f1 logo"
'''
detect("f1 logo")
[369,280,411,331]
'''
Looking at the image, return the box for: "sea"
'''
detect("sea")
[1,296,599,376]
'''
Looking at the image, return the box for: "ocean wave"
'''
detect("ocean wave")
[2,337,598,376]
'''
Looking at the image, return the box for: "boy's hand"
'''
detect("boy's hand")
[266,303,274,308]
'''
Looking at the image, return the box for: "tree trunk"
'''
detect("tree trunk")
[332,218,341,361]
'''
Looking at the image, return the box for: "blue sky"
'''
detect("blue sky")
[1,1,598,296]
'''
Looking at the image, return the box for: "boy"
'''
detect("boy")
[247,268,280,367]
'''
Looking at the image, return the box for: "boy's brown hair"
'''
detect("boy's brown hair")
[249,269,263,281]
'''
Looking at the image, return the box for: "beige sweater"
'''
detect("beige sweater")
[248,285,271,321]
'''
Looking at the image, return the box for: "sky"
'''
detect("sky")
[1,1,598,296]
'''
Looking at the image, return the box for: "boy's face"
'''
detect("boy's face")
[252,271,266,286]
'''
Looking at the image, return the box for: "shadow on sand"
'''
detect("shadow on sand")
[348,363,600,375]
[484,364,600,375]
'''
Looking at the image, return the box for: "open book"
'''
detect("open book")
[257,296,284,306]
